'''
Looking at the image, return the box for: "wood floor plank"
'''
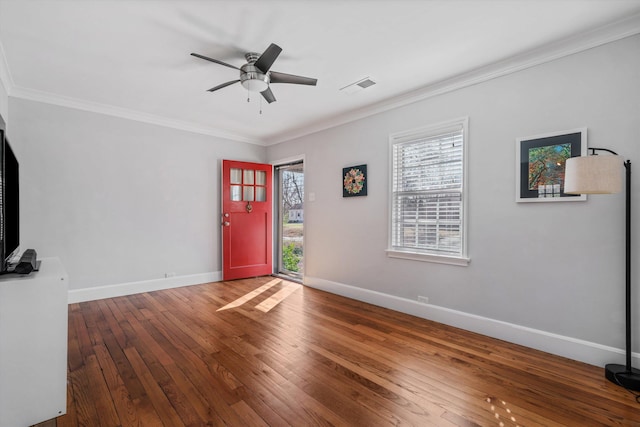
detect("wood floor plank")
[230,400,270,427]
[84,353,122,427]
[213,345,346,426]
[57,277,640,426]
[96,298,130,350]
[147,314,248,425]
[92,343,141,427]
[124,346,186,427]
[99,317,151,410]
[65,365,101,427]
[66,306,84,373]
[256,343,440,426]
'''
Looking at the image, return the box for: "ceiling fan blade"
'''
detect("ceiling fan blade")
[207,80,240,92]
[261,87,276,104]
[191,53,240,70]
[254,43,282,73]
[269,71,318,86]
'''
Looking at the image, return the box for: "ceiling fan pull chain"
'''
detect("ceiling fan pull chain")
[260,96,263,115]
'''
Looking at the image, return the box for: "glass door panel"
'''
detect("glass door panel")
[230,168,242,184]
[243,186,255,201]
[275,161,304,279]
[243,169,254,185]
[230,185,242,201]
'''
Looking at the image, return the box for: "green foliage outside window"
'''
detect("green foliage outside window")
[283,243,300,272]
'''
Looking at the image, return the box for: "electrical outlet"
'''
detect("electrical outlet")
[417,296,429,304]
[165,272,176,278]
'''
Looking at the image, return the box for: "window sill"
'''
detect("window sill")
[386,249,470,266]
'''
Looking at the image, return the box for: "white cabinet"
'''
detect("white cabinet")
[0,258,68,427]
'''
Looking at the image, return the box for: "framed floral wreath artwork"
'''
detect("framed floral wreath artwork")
[342,164,367,197]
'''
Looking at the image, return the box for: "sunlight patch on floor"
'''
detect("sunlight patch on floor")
[255,282,302,313]
[217,278,281,311]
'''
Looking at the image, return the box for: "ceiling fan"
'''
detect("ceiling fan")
[190,43,318,104]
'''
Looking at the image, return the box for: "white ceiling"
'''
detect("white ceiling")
[1,0,640,145]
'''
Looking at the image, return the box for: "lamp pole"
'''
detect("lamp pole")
[604,159,640,391]
[625,159,631,372]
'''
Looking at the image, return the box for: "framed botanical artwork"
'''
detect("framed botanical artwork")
[342,164,367,197]
[516,128,587,202]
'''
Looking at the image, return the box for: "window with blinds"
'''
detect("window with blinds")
[388,118,469,265]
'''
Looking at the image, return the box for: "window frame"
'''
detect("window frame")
[386,117,470,266]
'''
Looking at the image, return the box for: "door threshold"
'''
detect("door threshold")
[272,273,303,285]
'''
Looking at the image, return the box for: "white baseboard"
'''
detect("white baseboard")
[304,276,639,368]
[68,271,222,304]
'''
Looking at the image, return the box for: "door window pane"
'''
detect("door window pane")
[230,185,242,201]
[256,187,266,202]
[256,170,266,185]
[230,168,242,185]
[243,186,254,201]
[243,169,254,185]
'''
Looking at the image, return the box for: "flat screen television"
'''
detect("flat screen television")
[0,114,19,273]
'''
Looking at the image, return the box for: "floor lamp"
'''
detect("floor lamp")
[565,148,640,391]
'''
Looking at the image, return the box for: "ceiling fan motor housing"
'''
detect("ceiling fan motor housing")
[240,53,270,92]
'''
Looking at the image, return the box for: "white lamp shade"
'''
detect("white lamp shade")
[564,155,623,194]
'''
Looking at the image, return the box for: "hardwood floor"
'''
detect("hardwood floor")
[57,277,640,426]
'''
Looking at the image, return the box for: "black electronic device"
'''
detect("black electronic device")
[0,114,20,273]
[13,249,38,275]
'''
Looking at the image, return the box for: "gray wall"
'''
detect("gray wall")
[10,98,266,290]
[267,35,640,353]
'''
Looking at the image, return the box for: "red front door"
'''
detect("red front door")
[221,160,273,280]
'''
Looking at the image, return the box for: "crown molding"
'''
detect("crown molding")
[264,12,640,145]
[0,34,258,144]
[8,85,264,145]
[0,35,264,145]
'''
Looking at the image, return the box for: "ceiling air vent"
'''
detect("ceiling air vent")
[340,77,376,94]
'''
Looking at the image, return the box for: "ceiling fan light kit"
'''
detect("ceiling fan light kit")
[240,62,269,93]
[191,43,317,105]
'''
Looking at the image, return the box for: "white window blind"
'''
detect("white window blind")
[389,119,468,263]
